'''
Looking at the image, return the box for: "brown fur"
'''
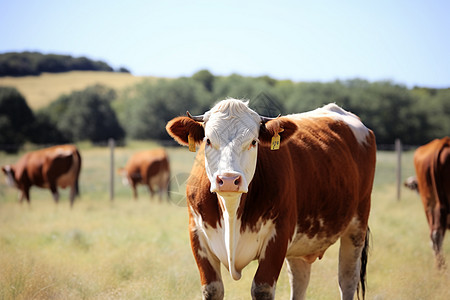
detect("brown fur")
[413,137,450,268]
[167,110,376,299]
[1,144,81,207]
[119,148,170,200]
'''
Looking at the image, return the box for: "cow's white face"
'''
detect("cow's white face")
[2,165,17,187]
[202,100,261,195]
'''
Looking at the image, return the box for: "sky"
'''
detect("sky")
[1,0,450,88]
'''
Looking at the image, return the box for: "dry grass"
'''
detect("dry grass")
[1,145,449,299]
[0,71,158,109]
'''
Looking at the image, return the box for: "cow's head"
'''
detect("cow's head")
[117,167,130,186]
[166,99,297,196]
[404,175,419,193]
[1,165,17,187]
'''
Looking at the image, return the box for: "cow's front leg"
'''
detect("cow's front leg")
[131,182,138,199]
[49,182,59,203]
[18,189,28,204]
[190,229,224,300]
[252,235,289,300]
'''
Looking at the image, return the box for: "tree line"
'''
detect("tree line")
[0,52,130,77]
[0,69,449,152]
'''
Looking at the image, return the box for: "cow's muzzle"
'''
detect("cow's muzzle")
[215,173,246,193]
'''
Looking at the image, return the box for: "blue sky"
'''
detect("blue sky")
[1,0,449,88]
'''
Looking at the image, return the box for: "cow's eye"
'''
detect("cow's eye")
[248,140,258,150]
[206,139,211,146]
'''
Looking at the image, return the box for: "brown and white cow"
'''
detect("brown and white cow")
[166,99,376,300]
[118,148,170,200]
[413,137,450,269]
[1,144,82,207]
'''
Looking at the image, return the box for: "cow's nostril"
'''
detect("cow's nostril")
[216,174,242,192]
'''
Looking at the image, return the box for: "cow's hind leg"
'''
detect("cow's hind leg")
[431,228,446,269]
[431,205,447,269]
[286,257,311,300]
[69,184,76,208]
[338,227,369,300]
[147,184,155,199]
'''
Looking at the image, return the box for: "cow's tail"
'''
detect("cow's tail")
[166,158,171,200]
[357,227,370,300]
[73,148,82,197]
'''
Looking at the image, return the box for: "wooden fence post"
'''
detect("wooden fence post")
[109,138,115,202]
[395,138,402,201]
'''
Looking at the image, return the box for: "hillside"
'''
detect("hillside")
[0,71,156,110]
[0,52,117,76]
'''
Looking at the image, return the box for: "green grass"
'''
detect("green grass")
[1,145,449,299]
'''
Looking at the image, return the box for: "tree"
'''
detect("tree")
[40,85,124,143]
[0,87,35,152]
[0,52,115,76]
[212,74,274,102]
[115,78,212,140]
[192,69,215,92]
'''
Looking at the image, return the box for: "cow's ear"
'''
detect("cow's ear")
[259,118,298,147]
[166,116,205,146]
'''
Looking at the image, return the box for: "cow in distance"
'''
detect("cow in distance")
[118,148,171,201]
[2,144,82,207]
[412,137,450,269]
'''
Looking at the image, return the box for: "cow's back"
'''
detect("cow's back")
[246,115,376,246]
[291,117,375,230]
[14,145,80,188]
[126,149,169,183]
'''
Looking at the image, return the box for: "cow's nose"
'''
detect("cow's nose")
[216,174,242,192]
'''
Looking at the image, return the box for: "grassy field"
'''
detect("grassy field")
[1,143,449,300]
[0,71,158,110]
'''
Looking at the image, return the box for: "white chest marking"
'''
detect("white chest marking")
[191,206,276,280]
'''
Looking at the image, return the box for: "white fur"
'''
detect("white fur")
[286,218,340,259]
[203,99,261,193]
[287,103,371,145]
[54,147,73,156]
[190,204,277,281]
[3,165,15,187]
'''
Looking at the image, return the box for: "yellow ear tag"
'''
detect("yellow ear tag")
[188,134,196,152]
[271,133,280,150]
